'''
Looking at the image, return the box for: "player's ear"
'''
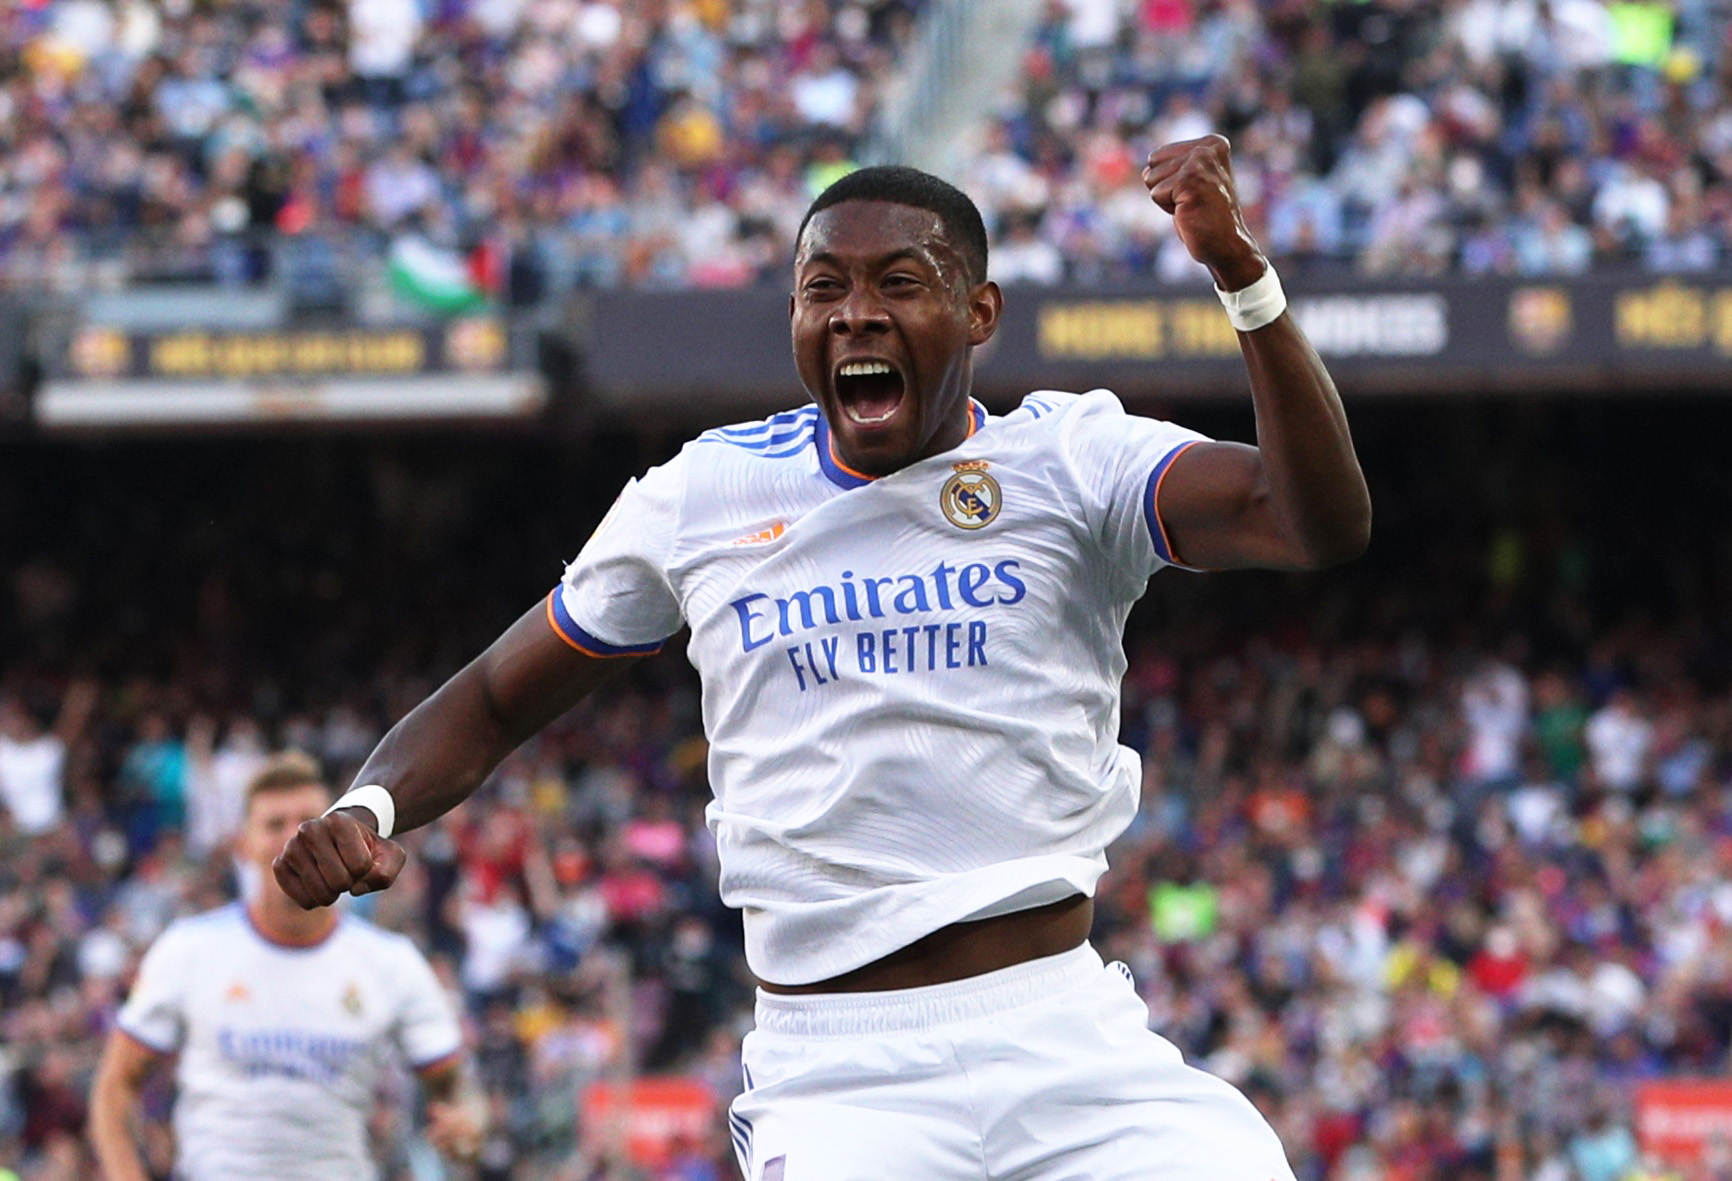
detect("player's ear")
[967,280,1003,347]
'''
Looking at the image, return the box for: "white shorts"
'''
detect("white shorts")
[729,943,1296,1180]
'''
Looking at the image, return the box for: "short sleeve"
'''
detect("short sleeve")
[1056,389,1211,579]
[388,940,463,1070]
[116,926,191,1054]
[549,457,686,656]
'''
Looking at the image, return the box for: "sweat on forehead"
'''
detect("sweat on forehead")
[796,198,988,285]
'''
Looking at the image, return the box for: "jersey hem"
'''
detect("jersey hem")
[741,853,1108,987]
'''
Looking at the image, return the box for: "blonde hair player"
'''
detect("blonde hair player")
[90,753,483,1181]
[277,137,1371,1179]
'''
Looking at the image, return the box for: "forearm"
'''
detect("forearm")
[280,604,631,908]
[347,604,629,834]
[88,1076,151,1181]
[1234,305,1371,567]
[347,666,519,834]
[1143,136,1371,571]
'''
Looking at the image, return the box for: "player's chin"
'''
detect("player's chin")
[833,412,919,474]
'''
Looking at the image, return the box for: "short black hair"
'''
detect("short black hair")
[798,165,989,285]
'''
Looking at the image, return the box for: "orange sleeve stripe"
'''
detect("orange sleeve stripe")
[1148,440,1204,569]
[546,591,586,652]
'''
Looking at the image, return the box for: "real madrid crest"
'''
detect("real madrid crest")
[941,461,1001,530]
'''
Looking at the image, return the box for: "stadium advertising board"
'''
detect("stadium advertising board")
[1636,1079,1732,1163]
[579,1077,716,1166]
[577,275,1732,409]
[37,317,542,428]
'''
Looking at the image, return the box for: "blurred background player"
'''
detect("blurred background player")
[88,753,482,1181]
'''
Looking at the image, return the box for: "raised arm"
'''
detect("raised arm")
[1142,135,1371,572]
[273,599,640,909]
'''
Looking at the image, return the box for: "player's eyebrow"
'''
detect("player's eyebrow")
[800,247,932,273]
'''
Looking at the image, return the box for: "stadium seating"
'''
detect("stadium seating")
[1,0,1722,298]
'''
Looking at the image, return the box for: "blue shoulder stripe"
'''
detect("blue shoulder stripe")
[698,425,818,454]
[712,406,819,439]
[699,406,820,453]
[1026,394,1063,420]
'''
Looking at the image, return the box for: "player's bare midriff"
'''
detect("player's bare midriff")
[758,894,1093,994]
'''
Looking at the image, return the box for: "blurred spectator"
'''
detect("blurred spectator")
[1460,654,1529,786]
[0,682,93,835]
[1587,689,1654,793]
[991,212,1065,285]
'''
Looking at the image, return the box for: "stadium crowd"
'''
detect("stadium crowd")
[1,402,1730,1180]
[0,0,926,299]
[978,0,1732,284]
[5,0,1732,298]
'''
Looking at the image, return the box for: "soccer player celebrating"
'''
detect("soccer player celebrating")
[276,136,1369,1178]
[90,754,481,1181]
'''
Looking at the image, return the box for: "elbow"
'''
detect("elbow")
[1295,506,1372,570]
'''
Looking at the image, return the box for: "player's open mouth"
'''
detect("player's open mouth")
[834,359,907,428]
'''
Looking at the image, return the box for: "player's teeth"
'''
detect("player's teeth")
[839,362,893,377]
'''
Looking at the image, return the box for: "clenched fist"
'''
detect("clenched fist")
[273,809,407,909]
[1142,134,1267,292]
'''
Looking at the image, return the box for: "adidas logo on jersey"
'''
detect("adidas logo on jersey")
[733,522,787,546]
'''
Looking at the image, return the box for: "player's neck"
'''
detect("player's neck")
[247,889,339,948]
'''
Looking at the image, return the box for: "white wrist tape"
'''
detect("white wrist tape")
[1216,263,1286,332]
[325,783,396,839]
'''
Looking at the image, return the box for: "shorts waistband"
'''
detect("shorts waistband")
[753,942,1103,1038]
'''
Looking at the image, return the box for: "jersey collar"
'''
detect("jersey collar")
[814,400,988,490]
[243,901,342,950]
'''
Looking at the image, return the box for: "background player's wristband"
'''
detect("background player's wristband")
[325,784,396,839]
[1216,264,1285,332]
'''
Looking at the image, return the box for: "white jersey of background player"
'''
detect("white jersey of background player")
[90,755,475,1181]
[278,143,1370,1180]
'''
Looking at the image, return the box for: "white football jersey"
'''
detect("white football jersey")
[555,390,1208,985]
[117,903,462,1181]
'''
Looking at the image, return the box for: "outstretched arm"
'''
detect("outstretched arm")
[1142,135,1371,572]
[274,599,639,908]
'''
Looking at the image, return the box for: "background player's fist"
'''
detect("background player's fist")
[272,808,407,909]
[1142,134,1266,291]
